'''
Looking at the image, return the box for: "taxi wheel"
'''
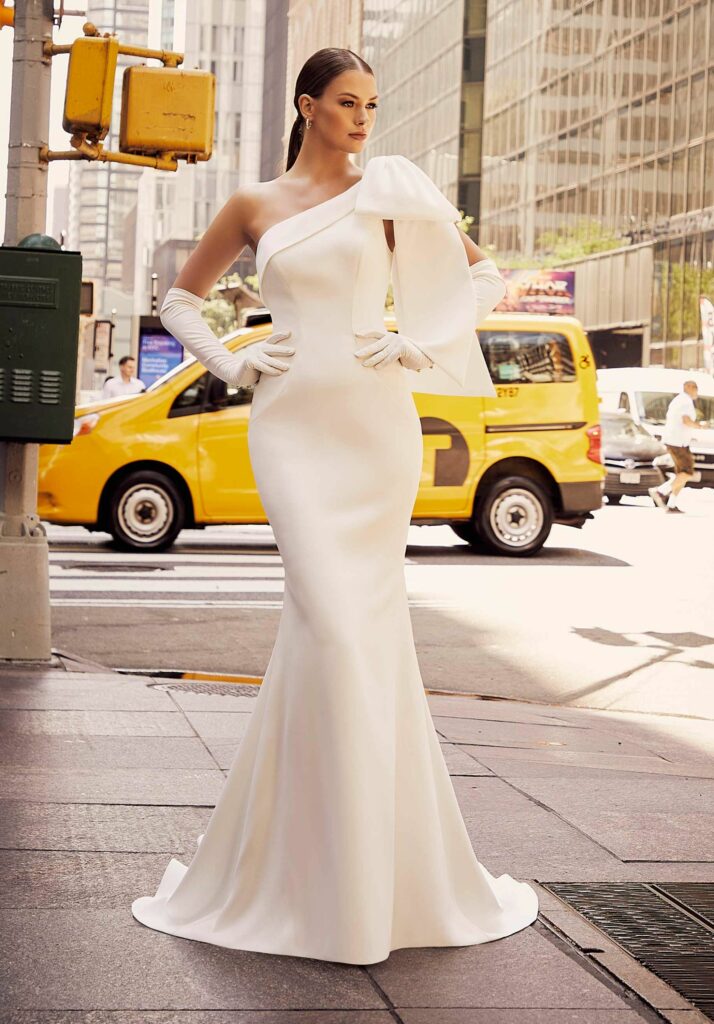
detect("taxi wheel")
[108,470,185,552]
[476,474,552,557]
[450,521,484,547]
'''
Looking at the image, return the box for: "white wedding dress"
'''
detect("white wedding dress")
[131,154,538,964]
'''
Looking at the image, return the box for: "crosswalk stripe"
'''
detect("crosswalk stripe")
[46,529,454,609]
[50,597,456,609]
[50,578,286,593]
[48,552,284,565]
[50,566,286,579]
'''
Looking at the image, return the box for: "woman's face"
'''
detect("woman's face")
[301,70,379,152]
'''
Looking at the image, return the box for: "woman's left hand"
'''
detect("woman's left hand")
[354,330,433,371]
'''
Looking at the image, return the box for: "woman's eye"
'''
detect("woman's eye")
[341,101,378,109]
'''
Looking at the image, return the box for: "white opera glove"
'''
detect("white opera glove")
[469,257,507,323]
[159,286,293,388]
[353,329,434,371]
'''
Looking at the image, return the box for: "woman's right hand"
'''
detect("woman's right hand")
[231,331,294,387]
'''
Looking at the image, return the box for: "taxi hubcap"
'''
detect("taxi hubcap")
[490,488,543,548]
[119,484,173,541]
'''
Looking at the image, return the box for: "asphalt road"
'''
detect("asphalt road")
[47,489,714,719]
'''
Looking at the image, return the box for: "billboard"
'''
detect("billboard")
[137,317,184,388]
[496,269,575,315]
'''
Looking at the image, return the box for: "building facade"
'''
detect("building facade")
[66,0,150,293]
[131,0,253,316]
[262,0,290,182]
[480,0,714,369]
[285,0,362,158]
[360,0,488,223]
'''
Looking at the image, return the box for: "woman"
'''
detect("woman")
[131,47,538,965]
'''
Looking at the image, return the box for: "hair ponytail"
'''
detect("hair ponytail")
[286,113,305,173]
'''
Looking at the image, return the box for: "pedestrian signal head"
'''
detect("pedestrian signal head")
[62,36,119,140]
[120,66,215,161]
[0,0,14,30]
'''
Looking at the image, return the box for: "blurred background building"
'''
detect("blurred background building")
[355,0,487,222]
[133,0,277,314]
[480,0,713,370]
[24,0,710,374]
[65,0,150,353]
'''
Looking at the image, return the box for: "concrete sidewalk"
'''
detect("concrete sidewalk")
[1,652,712,1023]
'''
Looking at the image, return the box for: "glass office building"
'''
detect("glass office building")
[481,0,714,369]
[361,0,487,226]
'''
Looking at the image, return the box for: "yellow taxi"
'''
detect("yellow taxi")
[38,312,604,556]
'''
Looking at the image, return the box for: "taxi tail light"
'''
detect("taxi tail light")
[586,423,602,463]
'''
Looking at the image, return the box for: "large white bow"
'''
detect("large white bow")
[355,154,496,398]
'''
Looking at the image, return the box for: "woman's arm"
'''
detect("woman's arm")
[159,189,293,387]
[468,258,507,323]
[455,226,492,267]
[383,218,491,267]
[173,189,254,298]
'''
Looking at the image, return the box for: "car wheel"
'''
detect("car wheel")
[606,493,622,504]
[108,470,185,552]
[476,474,553,557]
[450,521,479,545]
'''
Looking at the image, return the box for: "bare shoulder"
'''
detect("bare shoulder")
[228,179,294,252]
[220,184,263,248]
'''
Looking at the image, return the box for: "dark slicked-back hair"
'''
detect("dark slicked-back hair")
[286,48,374,172]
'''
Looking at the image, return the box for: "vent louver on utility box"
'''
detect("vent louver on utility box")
[0,246,82,443]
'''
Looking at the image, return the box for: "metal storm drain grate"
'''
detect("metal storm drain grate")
[545,882,714,1019]
[148,681,260,698]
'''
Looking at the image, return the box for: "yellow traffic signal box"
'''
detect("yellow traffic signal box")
[120,66,215,159]
[63,36,119,139]
[0,0,14,30]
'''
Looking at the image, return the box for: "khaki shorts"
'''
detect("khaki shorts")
[666,444,695,475]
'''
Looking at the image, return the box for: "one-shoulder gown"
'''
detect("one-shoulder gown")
[131,154,538,964]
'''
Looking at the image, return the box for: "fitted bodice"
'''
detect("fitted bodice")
[249,153,497,400]
[257,208,392,341]
[248,203,406,430]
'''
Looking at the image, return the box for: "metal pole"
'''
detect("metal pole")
[0,0,55,661]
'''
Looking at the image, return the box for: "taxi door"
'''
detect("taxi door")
[196,376,265,521]
[412,393,487,517]
[477,324,596,476]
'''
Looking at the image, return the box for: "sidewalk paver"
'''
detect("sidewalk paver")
[1,655,712,1022]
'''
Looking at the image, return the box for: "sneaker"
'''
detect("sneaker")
[648,487,667,509]
[666,506,685,514]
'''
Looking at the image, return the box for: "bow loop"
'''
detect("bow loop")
[354,155,460,223]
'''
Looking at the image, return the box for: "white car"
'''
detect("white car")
[597,367,714,488]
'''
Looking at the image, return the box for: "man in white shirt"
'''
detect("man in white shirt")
[649,380,701,513]
[101,356,146,399]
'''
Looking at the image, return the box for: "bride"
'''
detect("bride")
[131,46,538,965]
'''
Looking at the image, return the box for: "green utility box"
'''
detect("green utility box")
[0,246,82,444]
